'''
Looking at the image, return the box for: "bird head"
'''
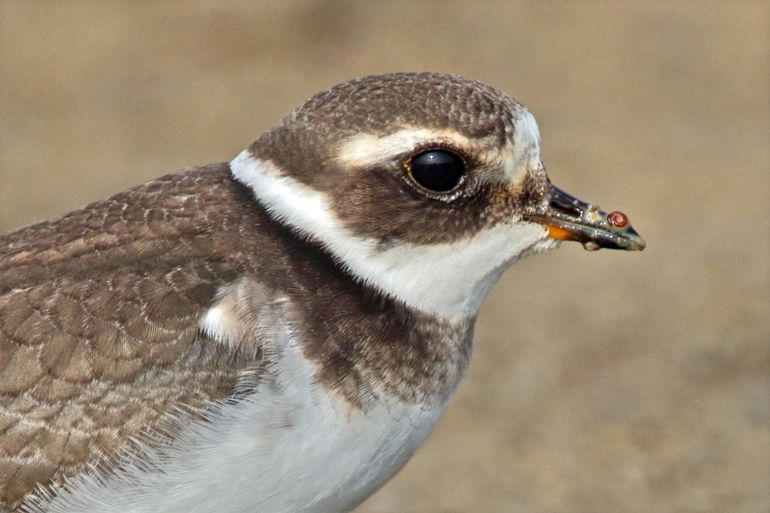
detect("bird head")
[231,72,644,320]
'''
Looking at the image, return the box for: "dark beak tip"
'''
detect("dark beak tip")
[624,226,647,251]
[628,238,647,251]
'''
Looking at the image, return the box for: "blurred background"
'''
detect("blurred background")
[1,1,768,512]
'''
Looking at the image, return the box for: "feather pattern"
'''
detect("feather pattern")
[0,73,570,511]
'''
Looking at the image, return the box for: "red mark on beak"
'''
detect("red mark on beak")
[607,210,629,228]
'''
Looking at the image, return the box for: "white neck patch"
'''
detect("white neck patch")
[230,150,558,321]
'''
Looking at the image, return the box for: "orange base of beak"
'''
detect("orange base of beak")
[546,224,576,241]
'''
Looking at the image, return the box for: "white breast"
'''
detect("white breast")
[22,320,450,513]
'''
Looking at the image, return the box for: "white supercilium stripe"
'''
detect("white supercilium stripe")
[336,128,473,168]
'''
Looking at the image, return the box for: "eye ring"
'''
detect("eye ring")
[403,148,467,196]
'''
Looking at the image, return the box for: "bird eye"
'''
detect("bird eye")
[406,150,466,193]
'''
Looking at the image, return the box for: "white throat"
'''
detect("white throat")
[229,150,557,320]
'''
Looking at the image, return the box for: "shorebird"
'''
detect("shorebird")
[0,72,644,513]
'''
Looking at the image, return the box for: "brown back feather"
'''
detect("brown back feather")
[0,164,257,508]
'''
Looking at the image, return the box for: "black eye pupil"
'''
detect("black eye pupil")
[409,150,465,192]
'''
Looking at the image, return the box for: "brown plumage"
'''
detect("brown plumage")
[0,72,643,511]
[0,168,250,506]
[0,164,472,508]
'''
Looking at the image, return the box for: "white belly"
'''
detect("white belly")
[25,334,450,513]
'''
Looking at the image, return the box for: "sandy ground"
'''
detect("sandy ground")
[1,1,768,512]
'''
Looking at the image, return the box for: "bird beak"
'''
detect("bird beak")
[524,183,646,251]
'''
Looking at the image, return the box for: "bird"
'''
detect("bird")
[0,72,645,513]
